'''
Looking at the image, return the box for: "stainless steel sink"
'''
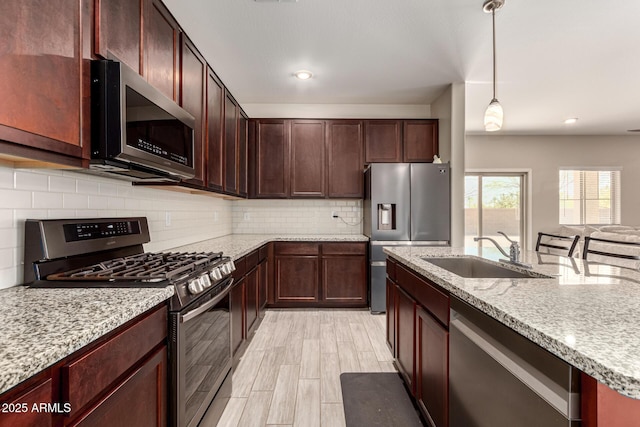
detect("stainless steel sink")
[423,257,549,279]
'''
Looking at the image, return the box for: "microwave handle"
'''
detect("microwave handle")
[181,278,233,323]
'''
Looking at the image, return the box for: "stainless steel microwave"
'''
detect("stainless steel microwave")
[90,59,195,182]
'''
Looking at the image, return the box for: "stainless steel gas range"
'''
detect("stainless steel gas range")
[23,217,235,427]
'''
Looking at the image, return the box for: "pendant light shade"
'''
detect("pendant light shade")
[483,0,505,132]
[484,99,503,131]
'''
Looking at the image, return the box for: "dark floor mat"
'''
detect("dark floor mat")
[340,372,424,427]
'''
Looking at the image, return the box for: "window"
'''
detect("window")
[559,169,621,225]
[465,173,527,248]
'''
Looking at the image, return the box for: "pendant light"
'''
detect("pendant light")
[483,0,505,132]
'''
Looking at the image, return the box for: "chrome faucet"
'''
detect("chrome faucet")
[474,231,532,269]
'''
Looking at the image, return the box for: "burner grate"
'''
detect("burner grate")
[46,251,223,282]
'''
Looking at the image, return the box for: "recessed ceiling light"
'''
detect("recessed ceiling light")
[564,118,579,124]
[294,70,313,80]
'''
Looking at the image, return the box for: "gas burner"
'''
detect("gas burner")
[46,251,223,282]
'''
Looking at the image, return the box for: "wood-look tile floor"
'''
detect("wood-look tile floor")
[210,309,396,427]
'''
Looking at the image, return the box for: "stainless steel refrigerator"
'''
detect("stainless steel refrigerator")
[364,163,451,313]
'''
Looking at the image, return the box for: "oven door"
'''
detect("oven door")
[170,278,232,427]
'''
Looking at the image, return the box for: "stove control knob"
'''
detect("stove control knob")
[210,267,222,281]
[201,274,212,288]
[228,260,236,272]
[188,278,203,294]
[221,263,230,275]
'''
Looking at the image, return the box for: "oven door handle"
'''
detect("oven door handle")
[181,278,233,323]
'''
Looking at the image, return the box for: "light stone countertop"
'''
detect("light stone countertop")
[171,234,369,260]
[0,286,173,395]
[384,245,640,399]
[0,233,366,396]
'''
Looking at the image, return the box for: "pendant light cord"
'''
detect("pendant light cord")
[492,9,497,101]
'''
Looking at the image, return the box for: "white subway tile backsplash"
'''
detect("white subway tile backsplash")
[49,176,76,193]
[0,267,18,290]
[88,196,109,210]
[33,192,63,209]
[15,171,48,191]
[1,189,32,209]
[76,179,99,195]
[63,194,89,209]
[0,168,14,189]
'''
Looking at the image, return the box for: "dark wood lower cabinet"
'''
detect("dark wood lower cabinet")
[230,278,245,356]
[271,242,367,307]
[0,378,54,427]
[386,278,396,356]
[321,256,367,304]
[396,285,416,395]
[245,266,259,335]
[258,259,268,313]
[69,347,167,427]
[275,255,319,303]
[416,306,449,427]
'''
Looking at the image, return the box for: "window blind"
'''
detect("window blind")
[559,169,621,225]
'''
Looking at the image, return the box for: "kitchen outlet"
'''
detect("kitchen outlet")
[243,212,251,221]
[331,211,338,218]
[213,211,219,222]
[165,212,172,226]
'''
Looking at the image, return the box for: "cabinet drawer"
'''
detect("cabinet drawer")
[233,256,247,279]
[259,244,268,262]
[397,265,449,327]
[0,378,53,427]
[387,257,397,281]
[246,249,259,269]
[275,242,319,255]
[322,242,366,255]
[62,306,167,415]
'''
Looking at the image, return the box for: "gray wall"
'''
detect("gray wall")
[465,134,640,243]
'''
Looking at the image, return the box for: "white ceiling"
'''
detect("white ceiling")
[163,0,640,135]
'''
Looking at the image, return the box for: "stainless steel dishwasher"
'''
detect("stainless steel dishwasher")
[449,297,581,427]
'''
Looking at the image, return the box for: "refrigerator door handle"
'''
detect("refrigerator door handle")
[371,261,386,267]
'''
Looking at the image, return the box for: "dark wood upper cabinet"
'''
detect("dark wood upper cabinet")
[364,120,402,163]
[238,112,248,197]
[403,120,438,162]
[326,120,364,198]
[250,120,290,198]
[0,0,85,161]
[290,120,326,198]
[95,0,142,73]
[224,92,239,194]
[143,0,180,101]
[206,68,224,191]
[179,35,206,187]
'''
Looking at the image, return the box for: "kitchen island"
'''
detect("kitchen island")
[385,245,640,426]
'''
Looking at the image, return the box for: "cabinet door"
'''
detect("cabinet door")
[326,120,364,198]
[258,259,268,312]
[321,256,367,305]
[245,267,259,334]
[364,120,402,163]
[144,0,179,101]
[238,112,248,197]
[206,68,224,191]
[230,279,245,355]
[403,120,438,162]
[0,1,84,157]
[416,307,449,427]
[275,256,319,303]
[224,92,238,194]
[251,120,290,198]
[290,120,326,198]
[180,35,206,187]
[396,285,416,395]
[95,0,142,73]
[386,278,396,356]
[68,346,167,427]
[0,378,53,427]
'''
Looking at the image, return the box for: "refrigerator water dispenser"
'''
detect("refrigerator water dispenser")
[377,203,396,230]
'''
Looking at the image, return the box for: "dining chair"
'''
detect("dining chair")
[535,232,580,257]
[582,236,640,262]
